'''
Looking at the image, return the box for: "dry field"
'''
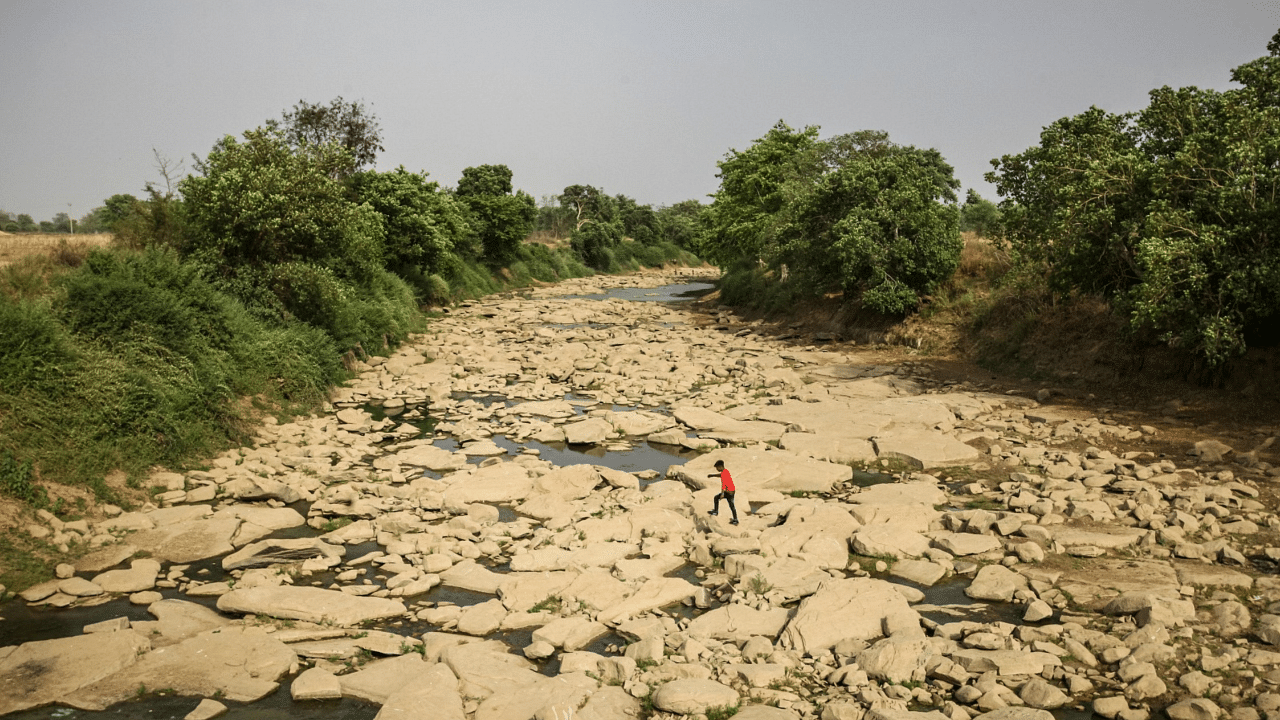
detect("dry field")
[0,232,112,267]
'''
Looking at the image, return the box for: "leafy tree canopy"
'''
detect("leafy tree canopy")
[987,29,1280,365]
[265,97,384,178]
[180,127,384,284]
[349,167,469,276]
[704,121,962,314]
[455,165,536,268]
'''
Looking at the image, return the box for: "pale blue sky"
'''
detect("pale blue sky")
[2,1,1275,221]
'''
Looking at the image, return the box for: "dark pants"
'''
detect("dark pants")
[713,490,737,520]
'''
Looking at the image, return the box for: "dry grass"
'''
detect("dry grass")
[0,232,111,268]
[955,231,1011,281]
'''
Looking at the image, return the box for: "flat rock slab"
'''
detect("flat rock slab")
[339,653,430,704]
[951,649,1061,676]
[686,605,792,642]
[440,464,533,508]
[439,559,504,595]
[64,627,296,710]
[1051,526,1145,550]
[128,516,241,563]
[217,586,406,626]
[1175,562,1254,588]
[374,663,463,720]
[872,428,980,469]
[670,447,852,494]
[0,630,151,715]
[73,544,140,574]
[92,559,161,593]
[222,537,345,571]
[1057,559,1179,607]
[597,577,698,625]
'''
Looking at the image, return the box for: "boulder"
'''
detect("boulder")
[780,578,922,655]
[128,516,242,563]
[373,663,463,720]
[966,565,1029,602]
[291,667,343,700]
[686,605,792,642]
[650,678,739,715]
[531,464,603,499]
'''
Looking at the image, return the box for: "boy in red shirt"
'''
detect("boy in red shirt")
[707,460,739,525]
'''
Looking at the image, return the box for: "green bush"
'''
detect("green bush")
[0,451,48,508]
[0,295,77,395]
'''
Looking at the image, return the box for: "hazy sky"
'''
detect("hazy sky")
[2,1,1275,222]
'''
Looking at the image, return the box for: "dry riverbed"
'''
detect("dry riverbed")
[1,268,1278,720]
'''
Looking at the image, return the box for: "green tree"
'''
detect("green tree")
[771,135,962,312]
[987,29,1280,365]
[455,164,537,268]
[15,214,36,232]
[959,189,1003,238]
[987,107,1147,297]
[348,167,469,277]
[654,200,704,248]
[701,120,820,265]
[265,97,384,178]
[180,128,385,326]
[100,194,140,231]
[614,194,657,244]
[704,122,961,314]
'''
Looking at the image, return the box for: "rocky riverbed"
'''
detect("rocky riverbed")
[2,268,1279,720]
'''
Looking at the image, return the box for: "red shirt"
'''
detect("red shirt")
[719,469,735,492]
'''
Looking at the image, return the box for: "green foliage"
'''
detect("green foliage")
[183,128,384,281]
[0,246,345,492]
[0,451,48,508]
[988,30,1280,365]
[705,121,962,314]
[653,200,705,248]
[571,217,624,271]
[959,190,1003,238]
[615,194,657,244]
[456,165,537,268]
[349,167,469,278]
[0,295,77,394]
[528,595,562,613]
[702,120,820,265]
[266,96,384,178]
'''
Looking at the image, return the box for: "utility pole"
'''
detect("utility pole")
[68,203,74,234]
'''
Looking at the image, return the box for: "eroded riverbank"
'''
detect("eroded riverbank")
[2,268,1279,720]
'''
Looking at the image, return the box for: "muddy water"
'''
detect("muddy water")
[0,278,1036,720]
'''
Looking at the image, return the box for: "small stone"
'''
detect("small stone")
[1094,696,1130,719]
[185,698,228,720]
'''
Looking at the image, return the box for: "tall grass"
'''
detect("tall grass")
[0,247,354,492]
